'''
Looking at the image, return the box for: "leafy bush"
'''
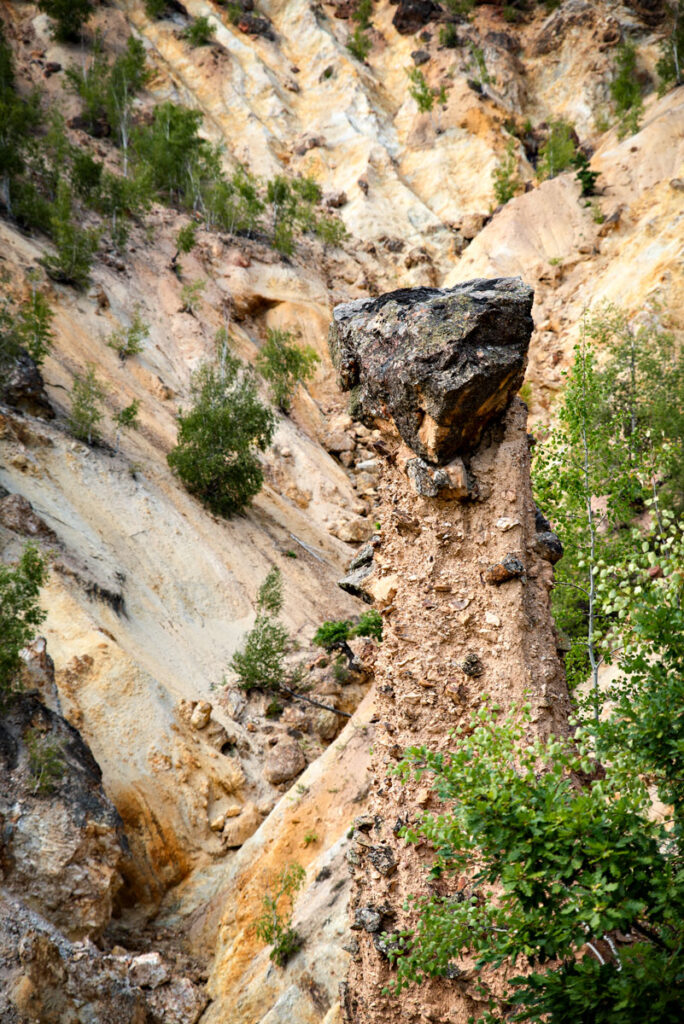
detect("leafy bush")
[0,25,42,221]
[439,23,460,48]
[113,399,140,453]
[183,16,216,47]
[313,619,354,651]
[180,279,205,314]
[407,68,434,114]
[255,328,320,412]
[43,179,99,288]
[0,286,54,369]
[0,545,47,700]
[167,355,276,517]
[656,1,684,95]
[537,118,576,180]
[107,307,149,361]
[26,727,66,795]
[348,27,372,62]
[69,363,107,444]
[573,150,599,197]
[133,102,219,209]
[230,568,289,691]
[492,138,521,205]
[611,40,644,137]
[255,863,306,967]
[354,608,383,641]
[38,0,94,42]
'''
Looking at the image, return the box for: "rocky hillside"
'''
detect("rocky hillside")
[0,1,682,1022]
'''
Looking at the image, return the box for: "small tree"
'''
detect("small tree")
[407,68,434,115]
[167,355,276,517]
[107,307,149,361]
[0,544,47,700]
[230,567,289,692]
[16,287,55,365]
[43,179,99,289]
[255,863,306,967]
[69,364,107,445]
[348,27,372,62]
[611,39,644,137]
[183,16,216,47]
[492,138,521,205]
[255,328,320,412]
[38,0,94,42]
[657,1,684,94]
[113,399,140,453]
[537,119,576,180]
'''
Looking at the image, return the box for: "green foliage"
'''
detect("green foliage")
[176,220,198,256]
[391,675,684,1021]
[0,24,42,221]
[313,619,354,651]
[492,138,521,205]
[255,863,306,967]
[26,727,66,795]
[265,175,324,254]
[314,214,348,248]
[348,27,372,62]
[573,150,599,197]
[537,119,576,180]
[656,1,684,94]
[611,40,644,137]
[38,0,94,42]
[407,68,434,114]
[442,0,474,15]
[303,830,319,846]
[255,328,320,412]
[354,608,383,641]
[183,16,216,47]
[0,285,54,369]
[180,279,205,314]
[145,0,168,17]
[468,43,492,86]
[0,545,47,699]
[133,102,219,210]
[167,355,276,517]
[230,568,288,691]
[113,399,140,448]
[352,0,373,29]
[107,307,149,361]
[439,23,460,48]
[42,179,99,288]
[69,363,107,445]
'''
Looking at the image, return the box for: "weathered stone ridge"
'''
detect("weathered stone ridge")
[329,278,533,464]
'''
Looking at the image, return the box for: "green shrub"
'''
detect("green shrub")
[145,0,168,18]
[180,279,205,315]
[347,27,372,62]
[0,287,54,369]
[354,608,383,641]
[314,215,347,248]
[467,43,491,86]
[656,1,684,95]
[107,307,149,361]
[183,16,216,47]
[537,118,576,180]
[26,727,65,795]
[0,25,42,221]
[255,863,306,967]
[113,400,140,453]
[133,102,219,209]
[573,150,599,197]
[610,39,644,137]
[352,0,373,29]
[0,545,47,700]
[69,363,107,445]
[407,67,434,114]
[42,179,99,288]
[313,619,354,651]
[255,328,320,412]
[442,0,474,15]
[439,23,460,48]
[230,568,288,691]
[167,355,276,517]
[38,0,94,42]
[492,138,521,205]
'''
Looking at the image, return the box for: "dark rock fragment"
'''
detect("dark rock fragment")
[368,844,397,876]
[392,0,439,35]
[484,554,525,584]
[338,562,373,601]
[2,352,54,419]
[534,530,563,564]
[461,653,483,678]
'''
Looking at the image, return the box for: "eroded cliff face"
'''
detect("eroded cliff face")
[0,1,682,1022]
[329,281,570,1024]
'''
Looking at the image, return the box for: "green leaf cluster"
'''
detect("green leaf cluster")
[68,363,107,445]
[492,138,521,206]
[183,16,216,47]
[0,284,54,370]
[107,307,149,361]
[610,40,644,138]
[26,727,66,795]
[0,545,47,699]
[537,119,576,180]
[313,608,383,649]
[230,568,288,692]
[38,0,94,43]
[167,355,276,517]
[255,863,306,967]
[255,328,320,412]
[656,2,684,95]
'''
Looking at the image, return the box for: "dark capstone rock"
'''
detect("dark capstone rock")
[411,49,430,65]
[329,278,533,464]
[461,653,483,678]
[338,562,373,601]
[535,506,552,533]
[392,0,439,35]
[2,352,55,419]
[368,844,397,876]
[535,530,563,564]
[484,554,525,584]
[352,906,382,933]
